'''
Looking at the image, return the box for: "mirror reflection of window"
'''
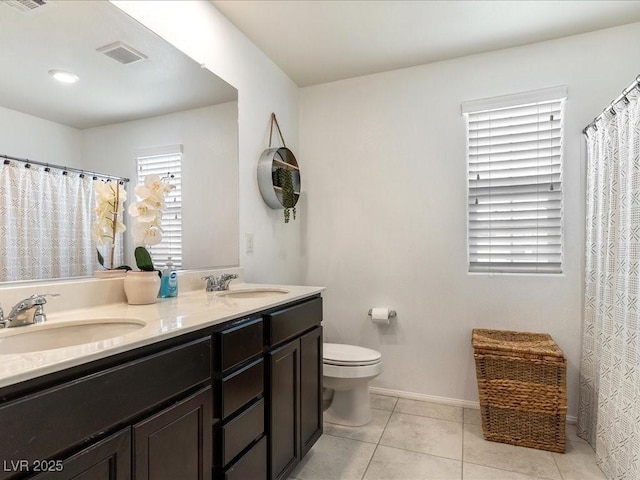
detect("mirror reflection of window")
[135,146,183,270]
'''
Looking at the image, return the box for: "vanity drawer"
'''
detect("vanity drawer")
[0,337,211,475]
[218,358,264,419]
[214,317,263,372]
[224,436,267,480]
[221,398,265,466]
[265,297,322,346]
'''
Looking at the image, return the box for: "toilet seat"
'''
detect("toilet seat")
[323,343,382,367]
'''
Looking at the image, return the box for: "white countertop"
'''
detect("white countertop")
[0,283,324,389]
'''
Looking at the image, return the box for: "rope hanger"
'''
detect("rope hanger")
[268,113,286,148]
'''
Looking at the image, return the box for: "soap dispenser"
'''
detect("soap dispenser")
[160,257,178,298]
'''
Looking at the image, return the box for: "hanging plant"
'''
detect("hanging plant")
[278,168,297,223]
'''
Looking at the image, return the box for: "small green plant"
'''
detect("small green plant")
[135,246,161,276]
[96,249,131,271]
[277,168,297,223]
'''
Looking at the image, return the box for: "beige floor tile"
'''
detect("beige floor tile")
[463,424,562,480]
[394,398,463,423]
[363,445,461,480]
[380,412,463,461]
[464,408,482,426]
[370,393,398,411]
[324,408,392,444]
[552,441,605,480]
[463,462,557,480]
[291,434,376,480]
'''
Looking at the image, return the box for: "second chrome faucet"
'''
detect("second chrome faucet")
[202,274,238,292]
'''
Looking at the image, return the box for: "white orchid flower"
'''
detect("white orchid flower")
[133,222,162,246]
[128,174,174,254]
[95,181,127,203]
[114,219,126,234]
[92,179,128,269]
[128,201,161,223]
[132,187,165,210]
[143,225,162,246]
[92,223,106,245]
[144,174,174,195]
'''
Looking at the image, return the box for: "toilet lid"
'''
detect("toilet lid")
[323,343,382,366]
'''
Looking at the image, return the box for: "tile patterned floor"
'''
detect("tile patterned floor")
[290,393,606,480]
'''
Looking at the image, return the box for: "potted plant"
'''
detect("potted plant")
[92,180,131,277]
[123,174,174,305]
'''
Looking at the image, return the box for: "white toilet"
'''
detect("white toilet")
[323,343,383,427]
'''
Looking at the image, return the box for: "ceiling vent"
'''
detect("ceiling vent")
[97,41,147,65]
[2,0,53,14]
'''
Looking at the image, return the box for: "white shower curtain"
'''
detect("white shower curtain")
[578,86,640,479]
[0,163,121,281]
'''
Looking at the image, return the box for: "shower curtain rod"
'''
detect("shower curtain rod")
[1,154,129,183]
[582,74,640,135]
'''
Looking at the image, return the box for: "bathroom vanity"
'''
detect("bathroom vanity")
[0,286,323,480]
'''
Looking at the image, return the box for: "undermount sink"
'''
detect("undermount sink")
[217,288,289,299]
[0,318,146,355]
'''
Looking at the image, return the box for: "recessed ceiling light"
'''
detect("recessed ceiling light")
[48,69,79,84]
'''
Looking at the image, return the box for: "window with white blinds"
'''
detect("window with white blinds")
[135,145,182,269]
[463,88,566,274]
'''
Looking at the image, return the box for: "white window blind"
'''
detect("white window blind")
[464,89,565,274]
[136,145,182,269]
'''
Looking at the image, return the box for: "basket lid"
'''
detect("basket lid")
[472,328,564,358]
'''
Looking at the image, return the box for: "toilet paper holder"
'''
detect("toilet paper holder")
[367,309,397,318]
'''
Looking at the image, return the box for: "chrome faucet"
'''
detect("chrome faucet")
[202,274,238,292]
[0,294,60,328]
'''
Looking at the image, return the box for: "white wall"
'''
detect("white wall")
[111,1,303,285]
[81,103,239,270]
[0,106,82,167]
[300,22,640,416]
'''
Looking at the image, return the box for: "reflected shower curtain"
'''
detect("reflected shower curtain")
[578,87,640,479]
[0,163,116,281]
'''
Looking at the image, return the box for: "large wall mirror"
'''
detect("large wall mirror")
[0,0,239,283]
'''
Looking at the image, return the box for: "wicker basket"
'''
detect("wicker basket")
[472,329,567,453]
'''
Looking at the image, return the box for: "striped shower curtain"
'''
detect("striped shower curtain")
[578,85,640,479]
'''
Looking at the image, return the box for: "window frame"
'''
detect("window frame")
[462,87,567,275]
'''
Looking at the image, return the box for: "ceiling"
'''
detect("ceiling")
[212,0,640,87]
[0,0,236,129]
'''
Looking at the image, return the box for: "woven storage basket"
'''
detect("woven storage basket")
[472,329,567,453]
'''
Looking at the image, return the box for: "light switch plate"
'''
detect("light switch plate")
[245,233,254,253]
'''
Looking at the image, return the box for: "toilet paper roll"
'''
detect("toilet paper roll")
[371,308,390,325]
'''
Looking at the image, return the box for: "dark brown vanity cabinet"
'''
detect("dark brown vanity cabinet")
[0,336,212,480]
[0,294,323,480]
[212,317,267,478]
[29,387,213,480]
[30,428,132,480]
[133,387,212,480]
[265,297,323,480]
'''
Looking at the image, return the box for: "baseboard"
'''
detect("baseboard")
[369,386,481,409]
[369,386,578,425]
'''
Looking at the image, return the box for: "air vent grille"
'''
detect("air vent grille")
[97,41,147,65]
[3,0,52,14]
